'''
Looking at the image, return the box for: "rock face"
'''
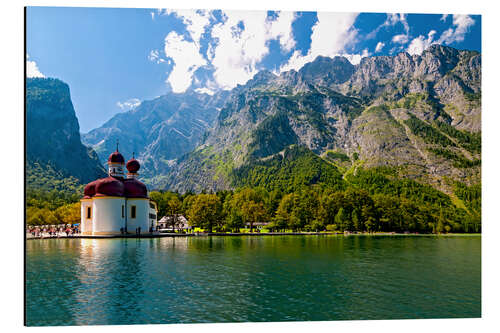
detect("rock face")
[26,78,106,186]
[82,90,228,180]
[77,45,480,193]
[161,45,481,193]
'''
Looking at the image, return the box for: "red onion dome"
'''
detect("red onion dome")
[126,158,140,173]
[124,178,148,198]
[83,180,98,198]
[94,176,125,197]
[108,150,125,164]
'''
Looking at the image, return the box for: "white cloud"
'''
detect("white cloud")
[164,31,207,93]
[386,14,409,33]
[366,13,409,40]
[154,10,364,91]
[210,11,267,89]
[148,50,165,64]
[279,12,359,71]
[440,14,448,22]
[209,10,298,89]
[194,87,215,95]
[26,54,45,78]
[437,14,475,45]
[266,11,296,52]
[375,41,385,53]
[343,49,370,65]
[392,34,409,44]
[407,14,475,55]
[407,30,437,55]
[117,98,141,111]
[164,9,212,46]
[156,9,212,92]
[158,10,298,92]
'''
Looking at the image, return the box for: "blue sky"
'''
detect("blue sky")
[26,8,481,133]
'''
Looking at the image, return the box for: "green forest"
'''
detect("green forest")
[26,146,481,234]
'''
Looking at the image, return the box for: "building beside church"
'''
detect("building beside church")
[80,147,157,235]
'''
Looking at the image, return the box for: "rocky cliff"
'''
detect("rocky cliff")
[162,45,480,193]
[26,78,106,190]
[82,90,228,181]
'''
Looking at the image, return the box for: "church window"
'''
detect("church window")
[131,205,136,219]
[122,205,124,218]
[87,207,91,219]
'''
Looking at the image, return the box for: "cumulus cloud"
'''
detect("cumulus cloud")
[156,10,212,92]
[407,14,475,55]
[209,11,297,89]
[117,98,141,111]
[437,14,475,45]
[157,9,297,91]
[375,41,385,53]
[266,11,297,52]
[387,14,409,33]
[407,30,437,55]
[26,54,45,78]
[148,50,166,64]
[392,34,409,44]
[279,12,360,71]
[194,87,215,95]
[366,13,409,40]
[164,31,207,92]
[343,49,370,65]
[164,9,212,46]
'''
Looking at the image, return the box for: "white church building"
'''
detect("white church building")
[80,147,157,236]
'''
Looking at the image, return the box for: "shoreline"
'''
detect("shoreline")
[25,232,482,240]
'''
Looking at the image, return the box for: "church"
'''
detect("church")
[80,146,157,236]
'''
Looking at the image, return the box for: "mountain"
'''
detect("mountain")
[162,45,481,194]
[82,90,228,184]
[26,78,106,193]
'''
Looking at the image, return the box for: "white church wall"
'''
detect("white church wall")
[126,198,150,234]
[149,201,158,231]
[80,200,93,235]
[92,197,126,235]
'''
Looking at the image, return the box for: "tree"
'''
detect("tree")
[274,193,298,231]
[150,191,167,218]
[225,209,244,232]
[54,202,80,225]
[241,200,267,232]
[335,208,349,231]
[165,195,182,232]
[45,209,58,225]
[223,188,269,232]
[186,194,222,232]
[27,207,44,226]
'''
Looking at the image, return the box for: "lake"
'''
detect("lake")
[25,235,481,326]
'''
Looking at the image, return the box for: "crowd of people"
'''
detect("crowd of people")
[26,225,80,238]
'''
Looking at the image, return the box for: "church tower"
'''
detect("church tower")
[107,142,125,178]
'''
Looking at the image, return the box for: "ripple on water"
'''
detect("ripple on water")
[26,235,481,326]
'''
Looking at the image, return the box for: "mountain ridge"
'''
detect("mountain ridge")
[78,45,480,195]
[160,45,480,193]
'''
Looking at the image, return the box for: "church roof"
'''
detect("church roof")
[108,150,125,164]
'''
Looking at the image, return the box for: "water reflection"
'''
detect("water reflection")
[26,235,481,326]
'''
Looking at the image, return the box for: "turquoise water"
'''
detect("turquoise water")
[26,235,481,326]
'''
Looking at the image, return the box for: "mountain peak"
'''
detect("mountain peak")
[299,55,355,85]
